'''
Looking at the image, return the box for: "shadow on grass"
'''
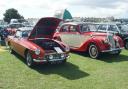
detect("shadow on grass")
[98,54,128,63]
[71,51,128,63]
[13,52,89,80]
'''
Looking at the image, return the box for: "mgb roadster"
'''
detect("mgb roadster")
[7,17,69,67]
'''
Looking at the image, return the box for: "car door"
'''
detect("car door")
[60,24,81,48]
[12,31,23,55]
[59,25,70,45]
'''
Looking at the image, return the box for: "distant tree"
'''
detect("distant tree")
[3,8,24,23]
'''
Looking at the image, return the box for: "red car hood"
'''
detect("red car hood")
[29,17,61,39]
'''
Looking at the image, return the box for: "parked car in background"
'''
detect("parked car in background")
[95,23,128,49]
[7,17,69,67]
[54,22,124,58]
[0,25,9,40]
[6,23,25,35]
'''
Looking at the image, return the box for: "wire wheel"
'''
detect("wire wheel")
[26,52,34,67]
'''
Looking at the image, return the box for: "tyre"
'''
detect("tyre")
[62,59,67,64]
[26,52,34,67]
[125,41,128,49]
[88,44,99,59]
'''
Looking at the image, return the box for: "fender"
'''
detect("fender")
[77,37,105,52]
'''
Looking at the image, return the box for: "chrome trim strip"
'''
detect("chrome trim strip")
[33,59,47,62]
[48,59,65,62]
[101,47,124,52]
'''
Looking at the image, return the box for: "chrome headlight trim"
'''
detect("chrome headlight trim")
[49,55,53,60]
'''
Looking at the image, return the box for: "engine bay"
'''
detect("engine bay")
[32,39,65,52]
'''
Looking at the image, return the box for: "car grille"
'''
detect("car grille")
[108,34,116,49]
[44,54,62,60]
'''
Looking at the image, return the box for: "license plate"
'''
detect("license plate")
[49,59,63,62]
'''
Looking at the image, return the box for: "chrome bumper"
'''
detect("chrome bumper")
[101,47,124,53]
[33,54,69,63]
[33,58,66,63]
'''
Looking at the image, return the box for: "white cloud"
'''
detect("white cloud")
[0,0,128,19]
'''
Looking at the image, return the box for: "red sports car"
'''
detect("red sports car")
[54,22,124,58]
[7,17,70,67]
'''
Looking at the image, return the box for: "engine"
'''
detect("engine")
[33,39,65,52]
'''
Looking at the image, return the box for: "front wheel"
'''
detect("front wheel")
[26,52,34,67]
[88,44,99,59]
[125,41,128,49]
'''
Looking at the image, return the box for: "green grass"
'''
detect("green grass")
[0,46,128,89]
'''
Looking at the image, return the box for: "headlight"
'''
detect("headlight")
[35,49,40,55]
[103,38,109,44]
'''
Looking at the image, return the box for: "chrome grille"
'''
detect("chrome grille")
[44,54,61,60]
[108,34,116,49]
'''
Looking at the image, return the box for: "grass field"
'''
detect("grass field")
[0,46,128,89]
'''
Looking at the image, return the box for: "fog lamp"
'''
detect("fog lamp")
[49,55,53,59]
[61,54,65,58]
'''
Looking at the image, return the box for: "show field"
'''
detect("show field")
[0,46,128,89]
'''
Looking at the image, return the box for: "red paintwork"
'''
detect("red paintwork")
[54,22,124,52]
[7,17,69,62]
[6,28,17,35]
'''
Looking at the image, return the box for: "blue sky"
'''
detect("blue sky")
[0,0,128,19]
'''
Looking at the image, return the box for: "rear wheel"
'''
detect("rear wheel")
[26,52,34,67]
[88,44,99,59]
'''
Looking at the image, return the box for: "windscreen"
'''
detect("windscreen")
[80,24,97,32]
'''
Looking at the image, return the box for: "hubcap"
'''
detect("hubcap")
[89,45,98,58]
[91,47,97,56]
